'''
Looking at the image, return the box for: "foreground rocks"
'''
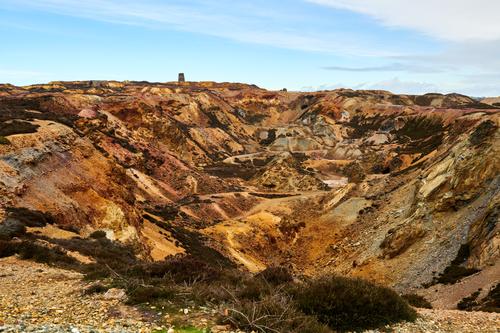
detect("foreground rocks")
[368,309,500,333]
[1,256,499,333]
[0,256,155,332]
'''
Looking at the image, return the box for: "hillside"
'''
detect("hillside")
[0,81,498,332]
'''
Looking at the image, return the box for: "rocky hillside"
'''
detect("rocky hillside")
[1,80,499,311]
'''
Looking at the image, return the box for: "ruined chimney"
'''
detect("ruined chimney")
[178,73,185,83]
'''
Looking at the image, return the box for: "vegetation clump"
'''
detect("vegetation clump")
[0,119,39,136]
[0,229,418,332]
[294,275,417,331]
[222,294,332,333]
[402,293,433,308]
[479,284,500,313]
[470,120,497,146]
[5,207,55,227]
[254,266,293,286]
[0,239,77,268]
[0,135,10,144]
[89,230,107,239]
[457,290,481,311]
[457,285,500,313]
[0,219,27,240]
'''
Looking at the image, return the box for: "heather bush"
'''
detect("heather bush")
[89,230,107,239]
[222,294,332,333]
[402,293,433,308]
[0,219,26,240]
[295,275,417,331]
[255,266,293,285]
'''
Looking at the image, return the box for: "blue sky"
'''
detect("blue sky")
[1,0,499,96]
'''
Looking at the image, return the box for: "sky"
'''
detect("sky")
[1,0,500,96]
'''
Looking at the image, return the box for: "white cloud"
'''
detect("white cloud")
[2,0,392,56]
[305,76,500,96]
[322,63,447,73]
[0,69,50,85]
[0,69,48,77]
[357,77,440,94]
[308,0,500,41]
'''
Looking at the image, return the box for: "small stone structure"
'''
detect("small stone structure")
[178,73,185,82]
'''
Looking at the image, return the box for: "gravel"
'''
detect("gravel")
[1,256,498,333]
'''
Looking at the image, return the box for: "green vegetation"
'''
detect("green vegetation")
[0,119,39,136]
[457,284,500,313]
[223,294,331,333]
[295,275,417,331]
[0,135,10,144]
[402,293,433,309]
[457,290,481,311]
[470,120,497,146]
[89,230,107,239]
[0,215,418,332]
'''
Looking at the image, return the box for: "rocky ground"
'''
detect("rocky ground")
[369,310,499,333]
[1,257,498,333]
[0,256,156,332]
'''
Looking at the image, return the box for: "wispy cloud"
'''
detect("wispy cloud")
[307,0,500,42]
[2,0,500,95]
[1,0,394,56]
[302,78,441,95]
[0,69,50,84]
[356,77,440,94]
[0,69,48,76]
[322,63,448,73]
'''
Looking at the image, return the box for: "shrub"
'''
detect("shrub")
[428,244,479,285]
[457,290,480,311]
[0,240,78,267]
[83,282,109,295]
[222,294,332,333]
[16,241,77,267]
[0,240,18,257]
[0,120,39,136]
[0,219,26,240]
[5,207,55,227]
[89,230,107,239]
[237,278,273,301]
[470,120,497,146]
[58,224,81,234]
[294,275,417,331]
[435,265,479,285]
[402,293,432,308]
[255,266,293,285]
[478,284,500,313]
[189,282,234,304]
[126,285,175,304]
[458,285,500,313]
[0,136,10,144]
[46,236,136,271]
[131,255,223,284]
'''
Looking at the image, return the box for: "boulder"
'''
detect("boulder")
[380,222,426,258]
[78,108,97,119]
[102,288,127,301]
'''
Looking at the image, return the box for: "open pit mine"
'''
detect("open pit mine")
[0,80,498,332]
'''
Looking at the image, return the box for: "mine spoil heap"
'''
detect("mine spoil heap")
[0,80,499,331]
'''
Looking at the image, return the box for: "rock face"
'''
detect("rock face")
[0,81,499,304]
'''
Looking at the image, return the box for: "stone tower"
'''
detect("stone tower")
[178,73,185,82]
